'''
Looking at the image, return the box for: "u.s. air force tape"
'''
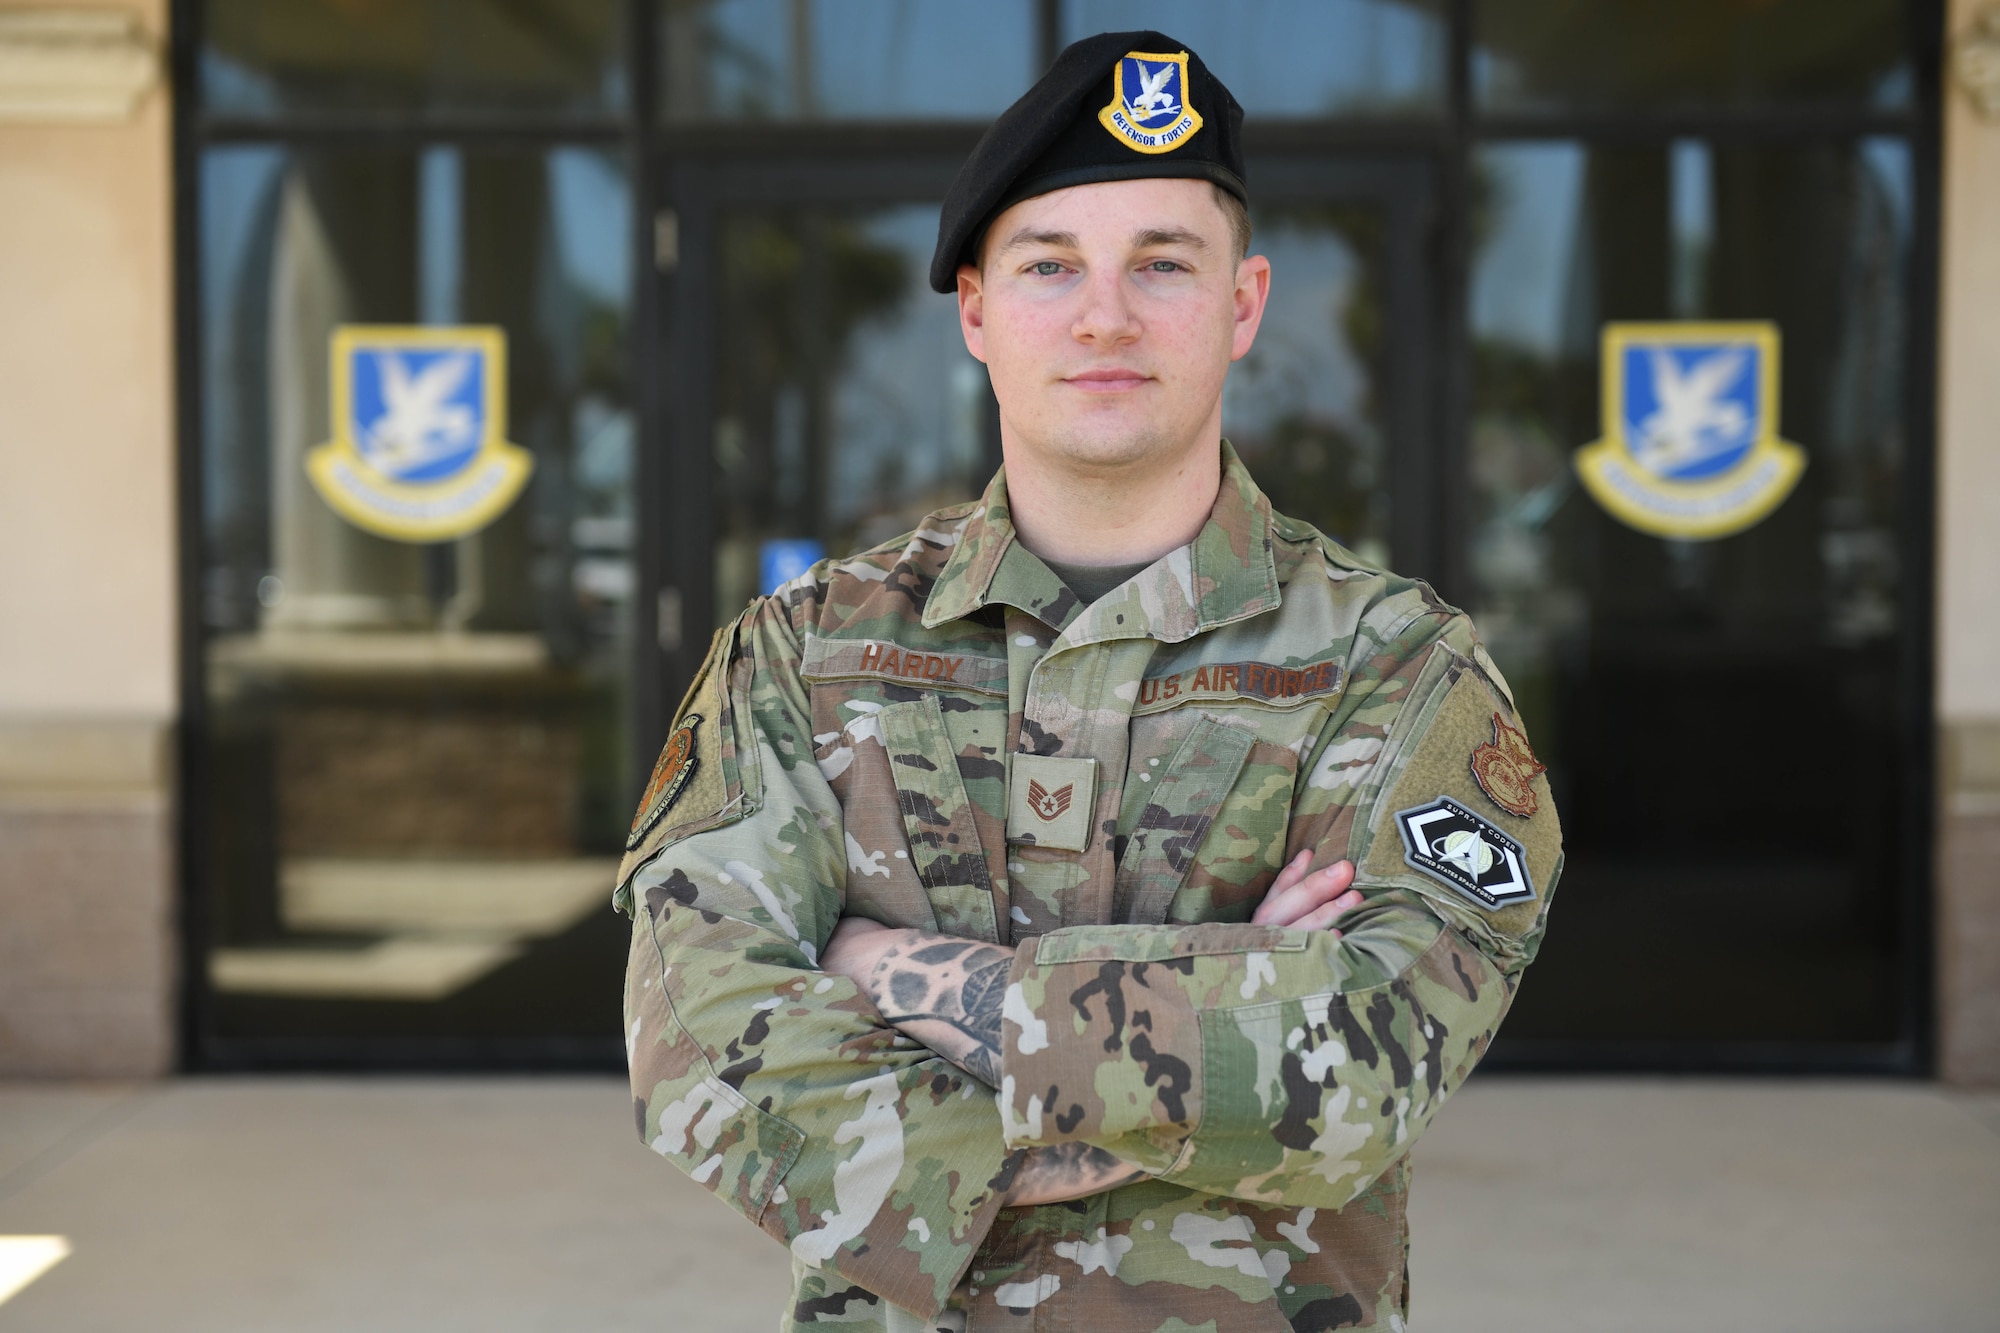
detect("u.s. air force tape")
[1393,796,1536,910]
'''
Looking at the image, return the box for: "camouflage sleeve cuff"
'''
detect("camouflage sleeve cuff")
[633,896,1020,1320]
[996,911,1508,1207]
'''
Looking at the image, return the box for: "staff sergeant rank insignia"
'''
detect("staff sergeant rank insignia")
[1394,796,1536,910]
[1099,50,1203,153]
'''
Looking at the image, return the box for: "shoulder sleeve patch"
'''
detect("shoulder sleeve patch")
[614,623,749,903]
[626,712,702,850]
[1357,656,1562,956]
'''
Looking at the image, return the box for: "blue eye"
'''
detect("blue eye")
[1032,261,1065,276]
[1147,260,1183,273]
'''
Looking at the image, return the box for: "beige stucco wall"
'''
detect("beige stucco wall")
[1941,2,2000,721]
[1938,0,2000,1086]
[0,0,178,1077]
[0,0,175,719]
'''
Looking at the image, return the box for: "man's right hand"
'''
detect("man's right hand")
[1002,1144,1149,1207]
[1252,852,1362,932]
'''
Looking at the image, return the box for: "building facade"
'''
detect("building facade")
[0,0,1995,1081]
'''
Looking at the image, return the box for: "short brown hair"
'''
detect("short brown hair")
[1212,184,1253,264]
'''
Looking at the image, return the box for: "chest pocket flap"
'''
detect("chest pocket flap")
[1114,713,1257,924]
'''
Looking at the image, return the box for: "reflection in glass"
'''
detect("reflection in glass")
[1226,203,1390,564]
[662,0,1036,121]
[201,0,629,117]
[1474,0,1911,113]
[198,145,635,1045]
[712,205,989,619]
[1063,0,1446,117]
[1469,138,1912,1047]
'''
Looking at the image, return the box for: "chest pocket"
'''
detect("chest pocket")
[876,694,1001,942]
[1113,713,1257,924]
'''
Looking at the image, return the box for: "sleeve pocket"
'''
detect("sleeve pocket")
[629,907,804,1224]
[1353,661,1563,971]
[636,1045,805,1223]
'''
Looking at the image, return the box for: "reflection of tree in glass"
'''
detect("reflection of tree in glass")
[1477,0,1907,110]
[716,210,911,560]
[664,0,785,119]
[1229,202,1389,558]
[1250,413,1384,557]
[205,0,624,115]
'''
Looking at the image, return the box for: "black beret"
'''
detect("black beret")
[928,31,1247,293]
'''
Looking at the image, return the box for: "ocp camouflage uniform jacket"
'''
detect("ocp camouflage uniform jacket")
[615,444,1563,1332]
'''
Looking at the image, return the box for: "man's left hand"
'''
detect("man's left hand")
[1253,852,1362,931]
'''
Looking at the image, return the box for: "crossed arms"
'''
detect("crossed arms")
[623,602,1533,1319]
[819,850,1363,1206]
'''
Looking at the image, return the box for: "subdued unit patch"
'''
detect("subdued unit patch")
[1468,712,1545,818]
[615,625,747,896]
[1360,666,1561,943]
[627,713,701,850]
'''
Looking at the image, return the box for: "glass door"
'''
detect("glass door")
[653,153,1442,666]
[1465,136,1924,1063]
[193,141,638,1065]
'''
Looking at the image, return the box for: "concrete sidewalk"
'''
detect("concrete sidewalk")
[0,1076,1995,1332]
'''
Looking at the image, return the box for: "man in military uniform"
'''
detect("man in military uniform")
[616,30,1561,1333]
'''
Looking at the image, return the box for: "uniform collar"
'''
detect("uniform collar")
[921,440,1282,644]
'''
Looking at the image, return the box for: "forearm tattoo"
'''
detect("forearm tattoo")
[1004,1142,1148,1207]
[865,932,1151,1205]
[867,934,1013,1088]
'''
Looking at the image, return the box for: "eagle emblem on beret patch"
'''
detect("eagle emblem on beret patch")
[627,714,700,849]
[1098,50,1203,154]
[1469,712,1545,819]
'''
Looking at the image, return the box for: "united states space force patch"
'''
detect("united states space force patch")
[1394,796,1536,911]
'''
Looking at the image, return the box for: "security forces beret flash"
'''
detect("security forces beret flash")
[929,31,1248,293]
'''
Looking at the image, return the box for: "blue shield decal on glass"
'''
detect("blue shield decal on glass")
[1618,341,1759,482]
[348,345,487,484]
[1574,322,1805,541]
[307,325,534,543]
